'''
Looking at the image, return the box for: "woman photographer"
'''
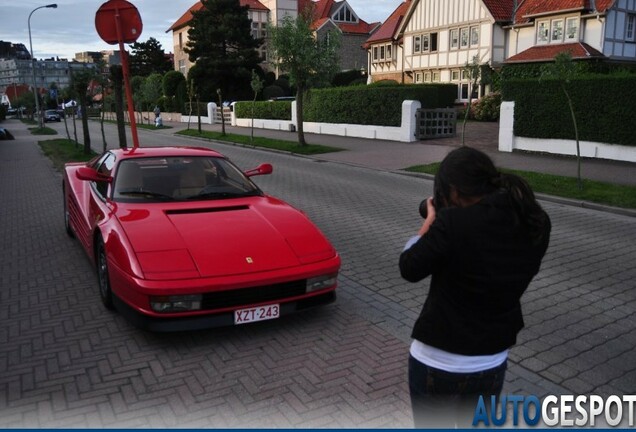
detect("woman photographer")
[399,147,551,427]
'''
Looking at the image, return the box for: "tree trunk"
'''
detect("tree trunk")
[296,86,306,146]
[79,96,91,155]
[562,84,582,190]
[111,65,127,148]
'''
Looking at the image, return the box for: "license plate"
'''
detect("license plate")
[234,304,280,325]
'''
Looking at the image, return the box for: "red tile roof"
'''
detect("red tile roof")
[167,0,268,32]
[364,0,411,46]
[305,0,378,35]
[482,0,514,22]
[514,0,616,24]
[505,42,605,62]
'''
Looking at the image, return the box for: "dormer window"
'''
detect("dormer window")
[333,4,358,23]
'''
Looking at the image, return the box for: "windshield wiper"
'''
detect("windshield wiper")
[118,189,175,201]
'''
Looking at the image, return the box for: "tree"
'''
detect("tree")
[267,10,340,146]
[541,52,583,190]
[129,37,172,77]
[250,69,264,143]
[163,71,185,112]
[109,65,127,148]
[71,69,94,155]
[141,73,163,119]
[461,55,481,147]
[184,0,263,102]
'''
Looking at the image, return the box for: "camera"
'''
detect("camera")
[419,198,434,219]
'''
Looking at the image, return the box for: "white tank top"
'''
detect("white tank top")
[410,339,508,373]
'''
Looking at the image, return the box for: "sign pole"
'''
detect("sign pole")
[114,7,139,148]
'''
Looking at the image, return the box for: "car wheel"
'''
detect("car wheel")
[96,237,115,310]
[63,186,75,238]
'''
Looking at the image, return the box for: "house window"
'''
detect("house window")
[422,34,430,52]
[178,59,186,74]
[414,72,423,83]
[450,29,459,49]
[386,44,392,60]
[380,45,385,60]
[451,70,460,81]
[460,28,469,48]
[537,20,549,44]
[431,33,438,52]
[470,27,479,46]
[373,46,379,62]
[460,83,469,100]
[252,22,259,39]
[334,5,355,23]
[432,71,440,82]
[551,19,564,42]
[414,35,421,53]
[565,17,579,41]
[179,32,183,49]
[626,14,636,41]
[424,71,431,82]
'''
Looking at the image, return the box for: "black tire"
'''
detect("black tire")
[96,237,115,310]
[63,186,75,238]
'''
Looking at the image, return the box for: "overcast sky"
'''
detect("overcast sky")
[0,0,403,61]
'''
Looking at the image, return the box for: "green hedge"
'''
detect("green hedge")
[235,84,457,127]
[234,101,292,120]
[304,84,457,127]
[502,74,636,147]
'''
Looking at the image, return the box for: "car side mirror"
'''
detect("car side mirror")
[76,167,112,183]
[244,163,273,177]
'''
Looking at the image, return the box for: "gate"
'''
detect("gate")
[416,108,457,140]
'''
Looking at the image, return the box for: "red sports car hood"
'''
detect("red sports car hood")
[115,197,336,279]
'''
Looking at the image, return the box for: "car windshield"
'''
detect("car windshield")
[112,156,263,202]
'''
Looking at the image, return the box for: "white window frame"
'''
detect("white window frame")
[451,70,460,81]
[565,17,579,41]
[450,29,459,49]
[432,71,440,82]
[470,26,479,46]
[626,14,636,42]
[414,72,423,83]
[424,71,431,82]
[386,44,392,60]
[460,28,469,48]
[380,45,385,60]
[414,35,421,53]
[422,34,430,52]
[551,19,564,42]
[373,46,379,62]
[537,20,549,44]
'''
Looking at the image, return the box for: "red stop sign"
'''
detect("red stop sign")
[95,0,143,45]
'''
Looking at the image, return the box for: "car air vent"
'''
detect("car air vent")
[165,205,249,215]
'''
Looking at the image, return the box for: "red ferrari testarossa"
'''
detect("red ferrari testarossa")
[63,146,340,331]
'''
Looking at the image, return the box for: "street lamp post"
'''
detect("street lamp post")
[28,3,57,128]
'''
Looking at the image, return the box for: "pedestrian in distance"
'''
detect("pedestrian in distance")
[399,146,551,428]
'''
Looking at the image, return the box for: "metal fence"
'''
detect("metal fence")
[415,108,457,140]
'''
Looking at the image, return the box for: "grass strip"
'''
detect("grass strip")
[177,129,343,155]
[38,139,97,172]
[405,163,636,209]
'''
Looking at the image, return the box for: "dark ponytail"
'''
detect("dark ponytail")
[435,147,549,244]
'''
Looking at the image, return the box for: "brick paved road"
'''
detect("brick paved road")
[1,120,635,427]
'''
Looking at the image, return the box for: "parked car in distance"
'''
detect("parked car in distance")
[268,96,296,102]
[63,146,340,331]
[44,109,61,122]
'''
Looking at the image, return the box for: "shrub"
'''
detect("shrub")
[234,101,292,120]
[472,92,502,121]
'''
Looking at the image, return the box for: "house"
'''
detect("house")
[364,1,412,83]
[167,0,270,76]
[167,0,379,76]
[365,0,636,102]
[505,0,635,64]
[300,0,381,71]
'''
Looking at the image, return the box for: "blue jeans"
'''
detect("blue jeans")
[408,354,507,428]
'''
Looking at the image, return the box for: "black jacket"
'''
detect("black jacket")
[399,192,551,355]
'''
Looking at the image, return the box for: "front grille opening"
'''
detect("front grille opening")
[201,279,307,310]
